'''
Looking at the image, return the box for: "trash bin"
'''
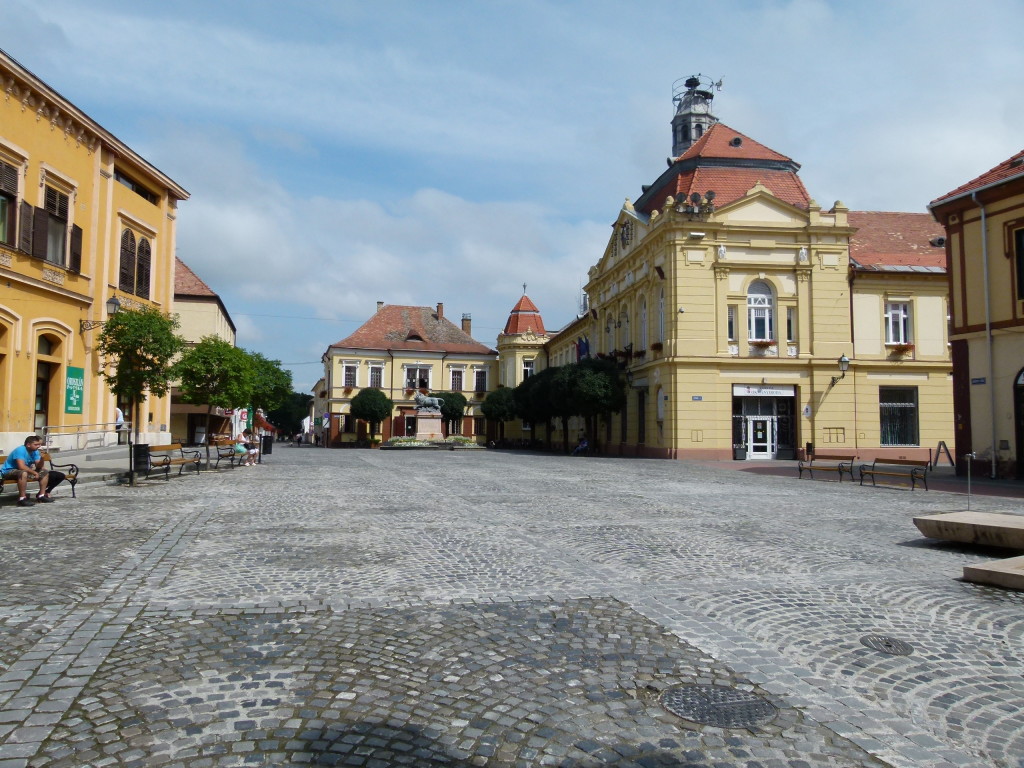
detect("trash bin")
[261,435,273,456]
[132,443,150,472]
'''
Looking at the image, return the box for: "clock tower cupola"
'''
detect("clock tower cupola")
[671,74,721,157]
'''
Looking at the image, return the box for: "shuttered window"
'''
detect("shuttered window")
[0,161,17,247]
[119,230,137,292]
[136,238,151,299]
[44,187,68,265]
[118,229,152,298]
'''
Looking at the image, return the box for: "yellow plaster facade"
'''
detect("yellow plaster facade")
[930,153,1024,476]
[541,189,954,462]
[322,304,497,444]
[0,51,188,451]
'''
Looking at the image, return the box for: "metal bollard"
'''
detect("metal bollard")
[964,452,976,510]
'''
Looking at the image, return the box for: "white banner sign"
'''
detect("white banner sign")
[732,384,795,397]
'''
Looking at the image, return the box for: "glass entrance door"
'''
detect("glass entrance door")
[747,416,777,459]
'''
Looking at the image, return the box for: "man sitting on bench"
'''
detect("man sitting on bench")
[2,435,65,507]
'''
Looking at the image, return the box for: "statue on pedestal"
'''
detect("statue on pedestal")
[414,392,444,413]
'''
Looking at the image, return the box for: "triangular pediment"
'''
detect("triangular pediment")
[716,184,807,226]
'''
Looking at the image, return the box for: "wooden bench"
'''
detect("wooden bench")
[144,444,201,480]
[0,452,79,498]
[797,453,857,481]
[859,458,930,491]
[210,436,242,469]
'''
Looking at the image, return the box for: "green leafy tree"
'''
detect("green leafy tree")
[175,337,254,467]
[432,391,468,436]
[349,388,394,439]
[575,357,626,449]
[268,392,313,436]
[245,351,293,418]
[480,386,516,441]
[96,306,184,484]
[513,367,558,445]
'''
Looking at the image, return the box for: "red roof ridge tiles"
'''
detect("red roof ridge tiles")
[174,257,216,297]
[502,294,547,335]
[329,304,495,356]
[930,149,1024,207]
[675,122,796,165]
[848,211,946,270]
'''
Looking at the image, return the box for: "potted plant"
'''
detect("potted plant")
[749,339,777,349]
[650,342,663,352]
[888,343,915,355]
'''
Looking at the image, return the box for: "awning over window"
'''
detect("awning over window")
[254,413,277,432]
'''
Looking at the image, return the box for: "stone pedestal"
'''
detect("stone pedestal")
[414,411,444,441]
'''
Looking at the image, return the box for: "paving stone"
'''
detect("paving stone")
[1,450,1021,766]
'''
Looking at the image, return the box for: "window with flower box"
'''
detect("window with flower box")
[885,302,911,345]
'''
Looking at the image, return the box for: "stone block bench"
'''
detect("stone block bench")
[913,511,1024,591]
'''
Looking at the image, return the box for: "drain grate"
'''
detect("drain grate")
[860,634,914,656]
[659,684,777,728]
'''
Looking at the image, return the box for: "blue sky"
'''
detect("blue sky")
[4,0,1023,390]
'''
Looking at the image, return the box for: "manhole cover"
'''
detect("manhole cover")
[860,634,914,656]
[659,685,777,728]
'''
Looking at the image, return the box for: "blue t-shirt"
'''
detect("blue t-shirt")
[1,445,40,474]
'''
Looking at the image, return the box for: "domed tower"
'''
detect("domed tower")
[496,292,549,388]
[671,74,721,157]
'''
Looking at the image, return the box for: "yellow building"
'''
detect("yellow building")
[169,257,237,444]
[322,302,497,443]
[929,149,1024,477]
[0,50,188,451]
[538,79,954,462]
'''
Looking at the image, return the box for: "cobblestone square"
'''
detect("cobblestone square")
[1,448,1022,767]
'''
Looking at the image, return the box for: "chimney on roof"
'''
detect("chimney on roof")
[376,301,384,312]
[436,302,444,319]
[461,313,472,335]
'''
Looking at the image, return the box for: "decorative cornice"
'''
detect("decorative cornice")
[4,74,101,153]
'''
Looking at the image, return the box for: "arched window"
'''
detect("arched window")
[639,298,648,350]
[136,238,152,300]
[747,280,775,341]
[118,230,137,293]
[658,289,665,343]
[619,311,630,350]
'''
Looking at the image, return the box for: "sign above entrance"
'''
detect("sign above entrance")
[733,384,795,397]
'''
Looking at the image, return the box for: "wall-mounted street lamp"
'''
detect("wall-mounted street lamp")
[80,296,122,332]
[830,354,850,388]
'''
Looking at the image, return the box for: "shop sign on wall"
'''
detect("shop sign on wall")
[65,367,84,414]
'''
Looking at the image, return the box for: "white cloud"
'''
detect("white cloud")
[8,0,1024,389]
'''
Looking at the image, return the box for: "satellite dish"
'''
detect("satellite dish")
[705,190,716,201]
[690,192,702,205]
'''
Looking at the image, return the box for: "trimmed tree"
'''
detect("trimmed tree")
[433,391,468,436]
[480,386,516,441]
[575,357,626,449]
[349,388,394,442]
[175,337,254,468]
[96,306,184,484]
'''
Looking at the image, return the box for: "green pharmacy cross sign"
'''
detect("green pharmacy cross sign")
[65,366,84,414]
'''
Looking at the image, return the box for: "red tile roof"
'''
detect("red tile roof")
[655,166,810,213]
[848,211,946,270]
[174,257,216,297]
[637,122,809,213]
[330,304,496,355]
[502,294,547,335]
[677,123,796,165]
[930,149,1024,208]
